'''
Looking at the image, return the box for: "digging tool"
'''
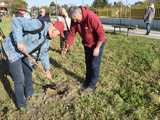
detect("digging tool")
[0,27,5,40]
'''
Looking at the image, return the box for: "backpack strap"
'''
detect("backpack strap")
[23,20,45,35]
[10,20,46,63]
[29,39,46,62]
[64,16,70,31]
[22,20,46,61]
[23,20,45,39]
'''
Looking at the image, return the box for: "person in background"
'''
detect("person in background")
[62,6,106,93]
[57,7,71,53]
[37,7,51,22]
[1,6,64,110]
[144,3,155,35]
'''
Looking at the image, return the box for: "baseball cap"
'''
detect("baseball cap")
[17,4,27,11]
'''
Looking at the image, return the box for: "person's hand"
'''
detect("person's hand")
[17,43,27,53]
[45,70,52,80]
[93,47,100,57]
[61,43,69,57]
[61,47,68,56]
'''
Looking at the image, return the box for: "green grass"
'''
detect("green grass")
[0,16,11,36]
[0,17,160,120]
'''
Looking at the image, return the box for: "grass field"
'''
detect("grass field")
[0,17,160,120]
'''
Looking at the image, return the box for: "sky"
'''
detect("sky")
[26,0,145,8]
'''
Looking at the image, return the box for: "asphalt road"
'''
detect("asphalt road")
[103,24,160,40]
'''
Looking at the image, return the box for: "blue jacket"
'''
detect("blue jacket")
[2,17,51,71]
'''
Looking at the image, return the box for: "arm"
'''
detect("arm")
[11,17,28,53]
[65,23,77,48]
[90,14,106,46]
[11,17,23,44]
[90,14,106,56]
[62,23,77,54]
[144,8,150,21]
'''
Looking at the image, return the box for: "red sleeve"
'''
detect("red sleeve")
[66,23,77,47]
[89,13,106,43]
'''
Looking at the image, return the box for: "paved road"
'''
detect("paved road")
[103,25,160,40]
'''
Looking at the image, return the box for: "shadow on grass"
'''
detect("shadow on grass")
[49,47,61,54]
[0,60,16,106]
[49,58,83,83]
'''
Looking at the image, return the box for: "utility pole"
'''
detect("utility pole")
[55,0,57,15]
[118,0,123,18]
[126,0,127,18]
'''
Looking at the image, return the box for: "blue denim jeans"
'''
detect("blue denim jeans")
[83,44,105,89]
[8,58,33,108]
[146,23,151,34]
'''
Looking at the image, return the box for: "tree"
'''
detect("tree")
[113,1,125,7]
[50,1,56,7]
[133,1,145,6]
[92,0,110,8]
[62,4,69,11]
[49,1,60,15]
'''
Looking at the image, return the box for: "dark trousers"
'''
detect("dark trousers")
[60,31,68,49]
[146,23,151,34]
[8,58,33,108]
[83,44,105,89]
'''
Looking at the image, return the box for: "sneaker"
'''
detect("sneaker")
[18,106,27,112]
[83,87,94,93]
[80,82,89,91]
[80,87,95,96]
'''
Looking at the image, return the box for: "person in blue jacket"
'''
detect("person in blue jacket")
[1,7,64,110]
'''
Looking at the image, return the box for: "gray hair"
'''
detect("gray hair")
[69,7,82,19]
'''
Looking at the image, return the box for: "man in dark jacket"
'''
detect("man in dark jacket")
[144,3,155,35]
[62,6,106,92]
